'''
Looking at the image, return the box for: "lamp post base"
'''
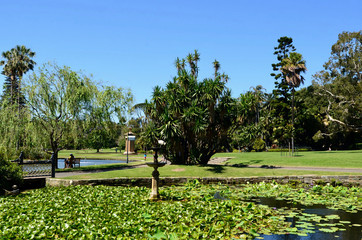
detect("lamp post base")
[150,167,160,200]
[146,162,166,200]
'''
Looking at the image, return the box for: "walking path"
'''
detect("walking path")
[54,157,362,178]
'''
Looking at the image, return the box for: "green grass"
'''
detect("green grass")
[214,150,362,168]
[61,164,360,180]
[57,149,362,179]
[59,149,362,168]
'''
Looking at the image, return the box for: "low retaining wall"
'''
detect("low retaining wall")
[47,175,362,187]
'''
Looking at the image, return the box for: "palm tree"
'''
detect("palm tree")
[281,52,307,155]
[1,45,36,107]
[1,51,18,104]
[0,45,36,149]
[213,60,220,78]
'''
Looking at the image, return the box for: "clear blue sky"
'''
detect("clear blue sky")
[1,0,361,104]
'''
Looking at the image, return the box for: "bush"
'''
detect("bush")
[267,148,312,152]
[0,154,23,195]
[21,147,51,160]
[253,138,266,152]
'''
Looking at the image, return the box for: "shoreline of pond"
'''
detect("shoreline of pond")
[47,175,362,187]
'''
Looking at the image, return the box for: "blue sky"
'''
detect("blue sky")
[1,0,361,104]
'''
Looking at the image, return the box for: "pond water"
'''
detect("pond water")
[252,197,361,240]
[57,159,126,169]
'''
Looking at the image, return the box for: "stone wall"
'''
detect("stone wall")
[47,175,361,187]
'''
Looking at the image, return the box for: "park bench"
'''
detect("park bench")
[73,158,81,168]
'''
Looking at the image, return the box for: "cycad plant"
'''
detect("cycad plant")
[144,51,236,165]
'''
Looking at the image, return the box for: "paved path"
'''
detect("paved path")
[54,157,362,178]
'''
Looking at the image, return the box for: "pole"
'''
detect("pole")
[126,132,129,164]
[51,153,55,178]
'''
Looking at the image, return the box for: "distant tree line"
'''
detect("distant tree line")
[0,31,361,166]
[140,31,361,165]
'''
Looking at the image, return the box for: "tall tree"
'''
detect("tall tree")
[281,52,307,154]
[312,31,362,148]
[0,46,36,149]
[270,37,296,149]
[144,52,236,165]
[0,45,36,107]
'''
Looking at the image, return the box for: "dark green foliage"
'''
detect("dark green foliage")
[232,86,271,151]
[269,37,295,145]
[144,51,236,164]
[312,31,362,149]
[0,76,24,106]
[0,154,22,195]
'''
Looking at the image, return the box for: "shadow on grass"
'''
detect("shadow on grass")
[200,165,226,174]
[228,159,263,167]
[200,160,284,174]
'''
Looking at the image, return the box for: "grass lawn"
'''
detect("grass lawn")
[57,149,362,179]
[214,150,362,168]
[61,164,360,180]
[59,149,362,168]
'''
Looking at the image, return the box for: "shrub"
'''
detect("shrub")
[0,154,23,195]
[21,146,51,160]
[253,138,266,152]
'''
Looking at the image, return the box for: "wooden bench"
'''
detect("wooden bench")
[73,158,81,168]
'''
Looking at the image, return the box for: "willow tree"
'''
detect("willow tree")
[144,51,236,165]
[25,62,133,166]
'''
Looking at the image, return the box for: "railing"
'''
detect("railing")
[20,161,52,178]
[11,153,56,178]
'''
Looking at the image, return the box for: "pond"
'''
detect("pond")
[252,197,362,240]
[57,159,126,169]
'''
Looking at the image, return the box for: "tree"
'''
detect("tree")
[25,62,133,166]
[0,45,36,107]
[312,31,362,148]
[232,86,270,151]
[0,46,36,150]
[270,37,298,151]
[280,52,307,154]
[85,86,132,152]
[144,52,236,165]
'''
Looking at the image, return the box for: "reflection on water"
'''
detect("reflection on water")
[253,197,361,240]
[57,159,126,169]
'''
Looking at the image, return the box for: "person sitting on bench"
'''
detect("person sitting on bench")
[65,154,75,168]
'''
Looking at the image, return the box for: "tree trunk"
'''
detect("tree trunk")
[51,140,59,169]
[291,87,295,156]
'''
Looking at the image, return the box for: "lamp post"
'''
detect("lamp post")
[124,130,136,164]
[126,132,129,164]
